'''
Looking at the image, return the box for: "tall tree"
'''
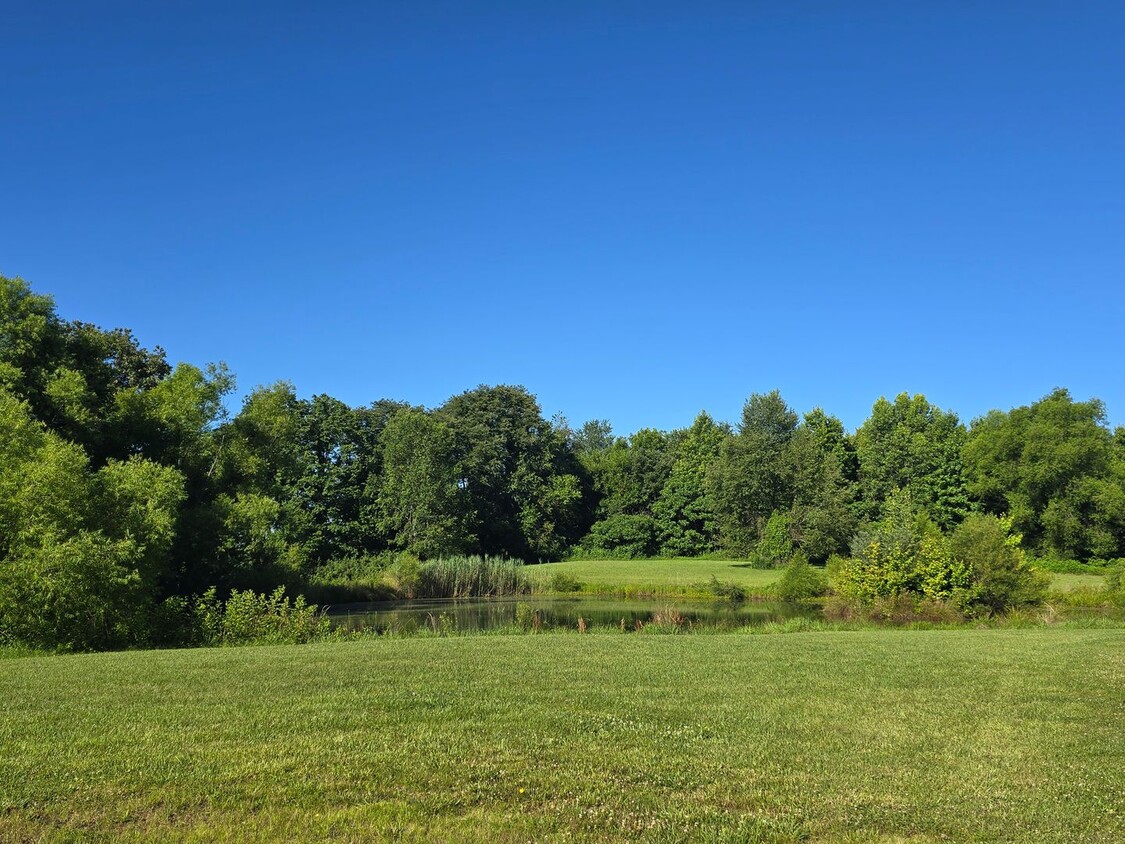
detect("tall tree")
[377,409,466,558]
[652,412,730,556]
[964,389,1125,559]
[438,385,582,560]
[710,391,800,555]
[855,393,969,530]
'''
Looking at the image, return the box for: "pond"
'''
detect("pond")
[326,596,820,634]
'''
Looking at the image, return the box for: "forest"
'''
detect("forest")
[2,274,1124,650]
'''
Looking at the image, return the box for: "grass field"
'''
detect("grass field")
[530,558,784,596]
[1045,572,1108,592]
[2,629,1122,842]
[529,558,1102,598]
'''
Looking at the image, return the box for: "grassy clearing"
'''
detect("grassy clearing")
[1046,572,1107,592]
[531,558,784,597]
[531,558,1100,599]
[1,629,1122,843]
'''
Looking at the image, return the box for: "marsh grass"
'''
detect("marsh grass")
[415,555,530,598]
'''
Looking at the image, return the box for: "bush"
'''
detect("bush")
[1030,556,1112,575]
[544,570,584,593]
[191,586,329,646]
[752,511,794,569]
[833,491,973,605]
[774,552,829,602]
[950,514,1049,613]
[707,576,747,602]
[582,515,658,559]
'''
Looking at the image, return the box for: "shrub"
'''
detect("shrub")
[545,570,584,593]
[1030,556,1112,575]
[833,490,972,605]
[191,586,329,646]
[582,515,658,559]
[707,576,747,602]
[752,511,793,569]
[775,552,829,602]
[950,514,1049,613]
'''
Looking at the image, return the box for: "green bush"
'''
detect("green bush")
[774,552,829,602]
[752,511,793,569]
[582,515,658,559]
[191,587,329,646]
[833,491,973,605]
[544,570,584,593]
[1030,556,1112,575]
[950,514,1049,613]
[707,576,747,602]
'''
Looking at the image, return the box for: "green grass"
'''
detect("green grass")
[531,557,784,597]
[1047,572,1107,592]
[529,558,1103,600]
[2,629,1122,842]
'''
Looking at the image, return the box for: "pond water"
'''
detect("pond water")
[326,596,820,634]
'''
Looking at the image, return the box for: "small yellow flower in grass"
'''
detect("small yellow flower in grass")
[519,788,525,794]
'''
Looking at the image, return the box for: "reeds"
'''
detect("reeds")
[415,556,530,598]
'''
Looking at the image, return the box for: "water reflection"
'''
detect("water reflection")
[326,596,819,634]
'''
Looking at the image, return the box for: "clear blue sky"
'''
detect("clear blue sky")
[4,1,1123,436]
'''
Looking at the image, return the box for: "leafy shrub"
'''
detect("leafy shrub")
[950,514,1049,613]
[707,576,747,602]
[833,491,973,605]
[774,552,829,602]
[0,532,151,651]
[544,570,584,593]
[190,586,329,646]
[582,515,658,559]
[390,554,422,598]
[1030,556,1112,575]
[752,511,793,569]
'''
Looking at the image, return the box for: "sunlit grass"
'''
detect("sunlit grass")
[530,557,784,597]
[2,629,1122,842]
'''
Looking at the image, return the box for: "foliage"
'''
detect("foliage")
[651,412,729,556]
[1030,556,1113,574]
[854,393,970,529]
[963,388,1125,560]
[752,511,794,568]
[189,586,328,646]
[6,272,1125,651]
[949,514,1049,613]
[582,514,658,558]
[774,552,829,602]
[544,570,584,593]
[377,409,466,559]
[414,555,529,598]
[833,490,973,604]
[706,576,747,602]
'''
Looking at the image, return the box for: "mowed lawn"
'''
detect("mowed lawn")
[2,630,1123,843]
[528,557,1102,597]
[530,558,784,595]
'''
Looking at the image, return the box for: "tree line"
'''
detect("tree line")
[2,275,1124,647]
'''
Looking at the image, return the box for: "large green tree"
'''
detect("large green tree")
[438,385,583,560]
[963,389,1125,560]
[652,412,730,556]
[855,393,970,530]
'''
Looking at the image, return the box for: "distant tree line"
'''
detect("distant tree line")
[2,275,1124,647]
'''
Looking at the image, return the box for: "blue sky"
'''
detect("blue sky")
[3,1,1123,436]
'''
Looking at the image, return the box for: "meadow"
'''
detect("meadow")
[2,628,1122,843]
[528,557,1103,598]
[531,558,784,597]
